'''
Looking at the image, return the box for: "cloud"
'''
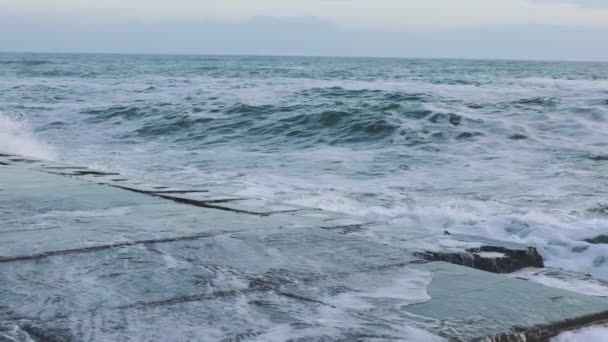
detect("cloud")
[1,15,608,61]
[530,0,608,9]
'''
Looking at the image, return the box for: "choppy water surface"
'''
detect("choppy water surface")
[1,53,608,297]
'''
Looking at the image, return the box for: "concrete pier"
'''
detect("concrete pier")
[1,154,607,341]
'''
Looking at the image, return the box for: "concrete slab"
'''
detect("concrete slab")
[1,157,608,341]
[0,227,419,311]
[0,164,386,262]
[0,201,260,261]
[0,225,424,341]
[408,262,608,340]
[0,287,436,342]
[0,168,165,211]
[176,198,314,215]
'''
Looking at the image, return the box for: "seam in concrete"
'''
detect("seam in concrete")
[0,231,229,263]
[319,224,367,234]
[34,168,312,216]
[105,261,423,311]
[108,184,270,216]
[277,291,336,308]
[112,184,313,216]
[114,288,268,310]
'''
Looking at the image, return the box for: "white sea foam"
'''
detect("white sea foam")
[476,252,506,258]
[258,176,608,287]
[194,133,608,293]
[509,268,608,297]
[246,268,443,342]
[325,268,433,309]
[552,325,608,342]
[0,111,56,159]
[388,201,608,282]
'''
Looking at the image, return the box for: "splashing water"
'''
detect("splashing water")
[552,325,608,342]
[0,111,56,160]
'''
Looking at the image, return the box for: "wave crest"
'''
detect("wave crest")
[0,112,56,160]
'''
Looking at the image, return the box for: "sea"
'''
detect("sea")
[1,53,608,340]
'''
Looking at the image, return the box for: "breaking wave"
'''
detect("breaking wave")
[0,112,56,160]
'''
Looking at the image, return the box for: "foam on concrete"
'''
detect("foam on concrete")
[1,156,607,341]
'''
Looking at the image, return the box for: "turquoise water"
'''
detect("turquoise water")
[1,53,608,290]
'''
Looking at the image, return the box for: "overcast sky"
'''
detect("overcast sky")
[2,0,608,60]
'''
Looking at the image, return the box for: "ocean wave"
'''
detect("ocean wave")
[73,83,501,149]
[0,111,56,159]
[38,69,84,77]
[82,105,158,123]
[4,55,608,298]
[0,59,52,66]
[118,101,486,147]
[512,96,559,106]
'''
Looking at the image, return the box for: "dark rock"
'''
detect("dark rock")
[415,245,544,274]
[585,235,608,244]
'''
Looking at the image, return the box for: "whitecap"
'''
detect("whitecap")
[0,111,56,160]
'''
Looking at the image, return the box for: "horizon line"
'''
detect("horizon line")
[1,50,607,64]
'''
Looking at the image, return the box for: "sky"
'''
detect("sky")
[2,0,608,60]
